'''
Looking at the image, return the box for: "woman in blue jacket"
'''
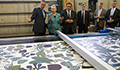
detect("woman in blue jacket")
[48,5,64,35]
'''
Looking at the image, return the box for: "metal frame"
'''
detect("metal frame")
[57,30,115,70]
[106,27,120,32]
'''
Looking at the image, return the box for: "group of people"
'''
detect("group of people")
[27,0,120,36]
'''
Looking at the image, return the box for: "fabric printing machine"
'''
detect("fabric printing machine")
[56,27,120,70]
[1,28,120,70]
[0,35,94,70]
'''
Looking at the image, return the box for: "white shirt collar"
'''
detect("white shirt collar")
[67,10,71,13]
[111,7,116,11]
[99,8,102,11]
[81,10,85,12]
[110,7,116,16]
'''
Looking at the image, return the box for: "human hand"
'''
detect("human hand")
[98,16,101,19]
[77,26,79,29]
[48,17,52,20]
[88,26,90,29]
[61,26,63,29]
[27,16,31,22]
[66,19,70,23]
[107,20,114,23]
[95,16,98,19]
[70,19,73,23]
[60,17,64,20]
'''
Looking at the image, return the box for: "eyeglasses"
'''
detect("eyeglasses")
[67,6,72,7]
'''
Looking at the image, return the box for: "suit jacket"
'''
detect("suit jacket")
[61,9,73,15]
[77,10,90,27]
[105,8,120,28]
[94,8,106,27]
[30,7,47,33]
[61,10,77,33]
[48,13,62,33]
[61,9,67,15]
[60,9,73,26]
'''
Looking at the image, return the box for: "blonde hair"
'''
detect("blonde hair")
[51,4,57,11]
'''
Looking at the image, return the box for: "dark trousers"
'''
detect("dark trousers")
[78,24,88,33]
[95,24,104,32]
[34,32,45,36]
[68,27,74,34]
[64,27,74,34]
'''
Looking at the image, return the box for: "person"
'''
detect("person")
[94,2,106,32]
[48,5,64,35]
[27,1,47,36]
[61,2,77,34]
[105,0,120,28]
[77,3,90,33]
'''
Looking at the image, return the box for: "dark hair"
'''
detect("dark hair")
[99,2,103,5]
[40,0,46,3]
[81,3,86,6]
[113,0,117,2]
[66,2,72,6]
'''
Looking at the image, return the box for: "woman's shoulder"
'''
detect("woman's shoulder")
[56,13,61,16]
[48,13,52,16]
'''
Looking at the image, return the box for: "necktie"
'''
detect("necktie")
[68,12,71,19]
[110,9,114,20]
[98,9,101,16]
[82,11,85,24]
[111,9,114,16]
[42,10,45,18]
[97,9,101,22]
[68,12,71,28]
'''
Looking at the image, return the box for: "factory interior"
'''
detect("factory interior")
[0,0,120,70]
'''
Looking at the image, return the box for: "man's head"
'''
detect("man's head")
[66,2,72,11]
[40,1,46,9]
[111,0,117,8]
[51,4,57,12]
[99,2,103,9]
[81,3,86,10]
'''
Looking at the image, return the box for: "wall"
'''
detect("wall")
[75,0,89,12]
[63,0,75,10]
[0,0,57,37]
[97,0,120,10]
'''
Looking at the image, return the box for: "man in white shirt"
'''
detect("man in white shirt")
[94,2,106,32]
[105,0,120,28]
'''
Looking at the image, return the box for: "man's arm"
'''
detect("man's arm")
[94,9,98,19]
[104,10,109,22]
[100,9,107,20]
[112,9,120,23]
[73,12,77,23]
[30,8,37,21]
[87,11,90,26]
[27,8,37,22]
[77,11,80,29]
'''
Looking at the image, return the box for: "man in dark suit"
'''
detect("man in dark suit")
[61,8,73,30]
[27,1,47,36]
[61,2,77,34]
[77,3,90,33]
[94,2,106,32]
[105,0,120,28]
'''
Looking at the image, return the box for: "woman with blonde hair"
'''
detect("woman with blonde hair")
[48,4,64,35]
